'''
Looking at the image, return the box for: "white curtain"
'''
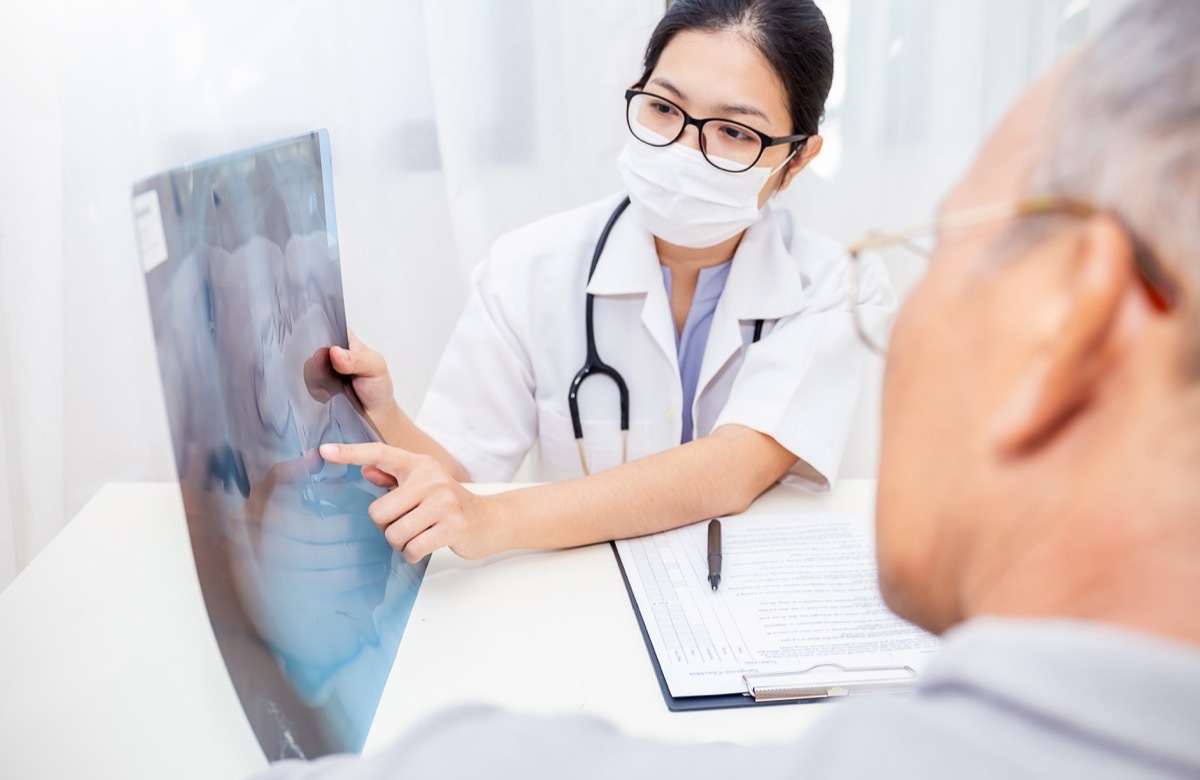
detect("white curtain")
[789,0,1133,478]
[0,4,66,590]
[0,0,1133,591]
[0,0,662,592]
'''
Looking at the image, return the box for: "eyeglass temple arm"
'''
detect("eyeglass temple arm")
[847,198,1100,256]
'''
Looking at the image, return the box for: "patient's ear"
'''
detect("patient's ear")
[992,215,1135,456]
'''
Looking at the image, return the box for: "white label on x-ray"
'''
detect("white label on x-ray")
[132,189,169,273]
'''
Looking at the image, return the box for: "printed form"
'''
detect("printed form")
[614,513,940,698]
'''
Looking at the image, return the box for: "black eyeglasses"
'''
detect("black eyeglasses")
[624,89,809,173]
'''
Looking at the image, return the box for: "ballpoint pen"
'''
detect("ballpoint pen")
[707,519,722,591]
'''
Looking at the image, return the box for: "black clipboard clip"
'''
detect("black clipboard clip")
[743,663,919,703]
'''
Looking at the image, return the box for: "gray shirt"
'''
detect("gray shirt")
[257,618,1200,779]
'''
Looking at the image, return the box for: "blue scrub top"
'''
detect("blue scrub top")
[660,260,733,444]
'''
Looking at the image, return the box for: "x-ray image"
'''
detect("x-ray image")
[132,131,424,760]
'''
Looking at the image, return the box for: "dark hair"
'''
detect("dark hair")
[636,0,834,139]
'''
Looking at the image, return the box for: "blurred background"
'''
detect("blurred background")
[0,0,1132,591]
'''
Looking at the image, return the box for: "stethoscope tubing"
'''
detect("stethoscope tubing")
[568,197,632,445]
[568,196,764,475]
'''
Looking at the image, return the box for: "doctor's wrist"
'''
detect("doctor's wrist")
[472,490,522,557]
[369,400,408,445]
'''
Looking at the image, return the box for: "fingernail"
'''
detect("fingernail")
[320,443,339,457]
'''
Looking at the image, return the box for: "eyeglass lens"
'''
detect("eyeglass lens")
[627,92,764,172]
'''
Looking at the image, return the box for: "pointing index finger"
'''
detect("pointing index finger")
[319,442,419,480]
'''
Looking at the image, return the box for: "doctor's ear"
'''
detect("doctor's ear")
[778,135,822,192]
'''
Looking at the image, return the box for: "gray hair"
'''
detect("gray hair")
[1033,0,1200,347]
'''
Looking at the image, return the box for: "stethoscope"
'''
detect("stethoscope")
[568,196,764,475]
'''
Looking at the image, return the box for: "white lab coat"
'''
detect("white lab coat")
[417,193,894,491]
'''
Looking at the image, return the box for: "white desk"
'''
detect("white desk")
[0,480,876,779]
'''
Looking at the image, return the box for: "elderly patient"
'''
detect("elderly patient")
[261,1,1200,776]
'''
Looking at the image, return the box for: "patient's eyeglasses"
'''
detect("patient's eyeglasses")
[845,197,1181,355]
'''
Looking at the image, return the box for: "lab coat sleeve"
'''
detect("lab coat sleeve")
[713,252,895,492]
[416,257,537,482]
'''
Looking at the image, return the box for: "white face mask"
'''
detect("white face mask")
[616,134,796,249]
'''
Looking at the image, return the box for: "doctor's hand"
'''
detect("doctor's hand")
[329,331,399,424]
[317,441,503,563]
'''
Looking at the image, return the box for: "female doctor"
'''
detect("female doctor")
[321,0,894,562]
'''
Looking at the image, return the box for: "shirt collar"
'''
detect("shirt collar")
[723,204,808,320]
[584,199,659,296]
[586,202,809,320]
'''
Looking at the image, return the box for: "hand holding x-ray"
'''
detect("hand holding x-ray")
[329,331,400,427]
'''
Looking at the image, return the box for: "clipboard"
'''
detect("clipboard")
[612,542,775,711]
[610,539,923,712]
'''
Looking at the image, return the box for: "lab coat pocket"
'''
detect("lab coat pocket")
[535,404,650,483]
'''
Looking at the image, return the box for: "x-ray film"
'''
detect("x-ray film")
[133,130,423,760]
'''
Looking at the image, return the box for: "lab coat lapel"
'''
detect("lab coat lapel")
[585,205,679,372]
[695,208,806,402]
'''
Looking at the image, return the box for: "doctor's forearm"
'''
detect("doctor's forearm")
[483,425,796,552]
[373,403,471,483]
